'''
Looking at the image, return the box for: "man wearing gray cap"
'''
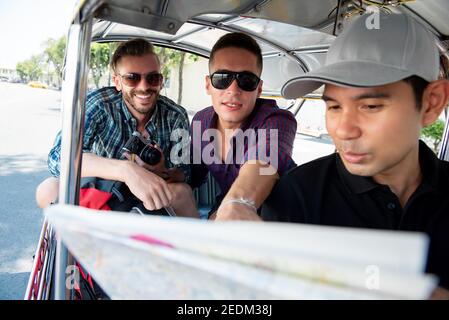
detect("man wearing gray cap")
[261,13,449,295]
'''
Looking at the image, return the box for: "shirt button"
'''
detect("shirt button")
[387,203,396,210]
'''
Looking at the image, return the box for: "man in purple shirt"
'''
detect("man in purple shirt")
[190,32,297,221]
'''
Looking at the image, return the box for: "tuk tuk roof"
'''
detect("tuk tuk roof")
[70,0,449,95]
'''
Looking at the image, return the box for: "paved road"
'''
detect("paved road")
[0,82,61,299]
[0,82,333,300]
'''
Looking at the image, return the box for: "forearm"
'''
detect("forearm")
[166,167,185,183]
[81,152,129,182]
[222,161,279,208]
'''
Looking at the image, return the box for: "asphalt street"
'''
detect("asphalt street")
[0,82,61,299]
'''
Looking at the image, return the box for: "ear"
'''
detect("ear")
[256,79,263,98]
[112,74,122,91]
[205,75,212,96]
[421,79,449,127]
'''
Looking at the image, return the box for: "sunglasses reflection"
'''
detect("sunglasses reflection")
[119,72,164,87]
[210,70,260,91]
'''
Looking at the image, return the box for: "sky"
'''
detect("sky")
[0,0,78,69]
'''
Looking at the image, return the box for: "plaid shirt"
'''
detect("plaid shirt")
[48,86,190,182]
[190,98,297,196]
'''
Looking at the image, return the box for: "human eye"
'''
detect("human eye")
[361,104,384,111]
[326,104,340,111]
[123,73,139,80]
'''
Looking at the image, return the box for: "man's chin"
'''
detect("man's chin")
[342,161,374,177]
[128,102,154,114]
[134,98,157,110]
[137,105,155,114]
[218,112,247,124]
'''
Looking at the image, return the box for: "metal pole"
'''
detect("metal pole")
[54,16,92,300]
[24,219,49,299]
[438,118,449,161]
[437,41,449,161]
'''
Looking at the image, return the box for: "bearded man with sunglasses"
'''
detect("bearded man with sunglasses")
[190,32,297,221]
[36,38,198,218]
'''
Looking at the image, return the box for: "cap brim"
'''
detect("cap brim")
[281,61,413,99]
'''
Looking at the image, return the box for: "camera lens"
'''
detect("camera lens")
[140,145,162,165]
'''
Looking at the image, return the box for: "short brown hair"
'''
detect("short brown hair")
[209,32,262,74]
[110,38,158,73]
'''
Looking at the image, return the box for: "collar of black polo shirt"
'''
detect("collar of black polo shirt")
[335,140,444,195]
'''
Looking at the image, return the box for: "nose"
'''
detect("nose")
[136,76,151,91]
[332,109,362,141]
[225,78,241,94]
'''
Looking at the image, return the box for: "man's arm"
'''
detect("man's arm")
[213,161,278,221]
[214,110,297,221]
[81,153,173,211]
[47,92,104,177]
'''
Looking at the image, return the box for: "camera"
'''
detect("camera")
[121,131,162,166]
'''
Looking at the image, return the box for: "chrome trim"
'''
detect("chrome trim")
[24,219,49,299]
[437,40,449,161]
[54,16,93,300]
[189,17,309,73]
[438,116,449,161]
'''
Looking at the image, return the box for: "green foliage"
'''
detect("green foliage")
[16,54,44,81]
[15,38,199,99]
[421,119,445,153]
[154,47,199,103]
[39,38,119,88]
[90,43,111,88]
[154,47,198,79]
[44,37,67,85]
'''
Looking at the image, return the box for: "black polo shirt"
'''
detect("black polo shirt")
[261,141,449,290]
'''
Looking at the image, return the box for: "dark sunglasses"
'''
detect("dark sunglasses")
[209,71,260,91]
[118,72,163,87]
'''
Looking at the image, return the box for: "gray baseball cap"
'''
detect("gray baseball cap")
[282,13,439,99]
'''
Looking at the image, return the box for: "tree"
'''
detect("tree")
[422,119,445,153]
[106,42,119,86]
[44,37,66,86]
[42,37,118,88]
[16,54,44,81]
[154,47,198,104]
[90,43,111,88]
[177,52,186,105]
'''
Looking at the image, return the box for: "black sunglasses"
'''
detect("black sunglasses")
[118,72,163,87]
[209,71,260,92]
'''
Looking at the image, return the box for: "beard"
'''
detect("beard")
[123,88,159,115]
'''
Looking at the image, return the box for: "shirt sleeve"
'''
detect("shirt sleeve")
[47,98,103,177]
[243,110,297,176]
[47,132,62,177]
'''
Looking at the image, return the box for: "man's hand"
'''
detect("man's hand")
[211,161,277,221]
[123,161,173,211]
[214,202,262,221]
[81,153,174,210]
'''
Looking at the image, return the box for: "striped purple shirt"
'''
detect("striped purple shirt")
[190,98,297,196]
